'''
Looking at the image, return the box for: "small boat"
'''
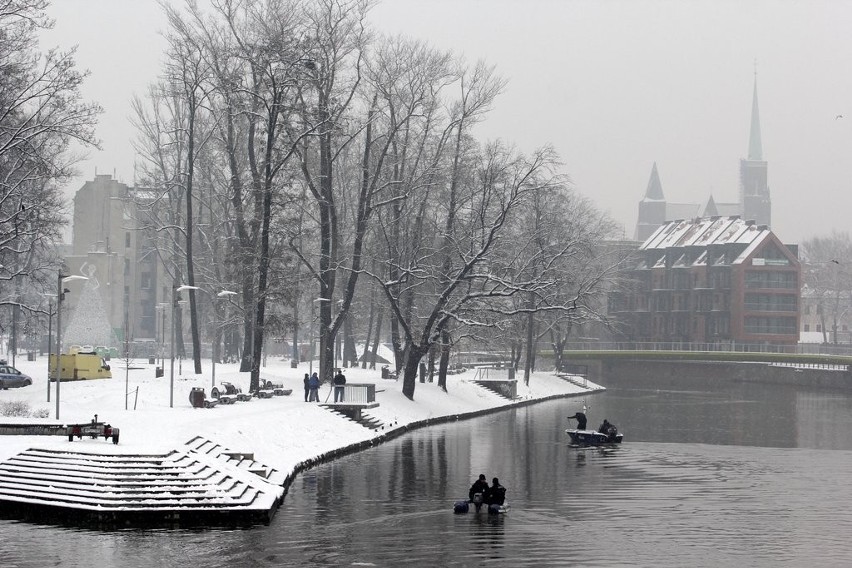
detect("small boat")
[453,499,510,514]
[566,429,623,446]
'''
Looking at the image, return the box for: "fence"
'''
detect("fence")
[563,341,852,356]
[342,383,375,404]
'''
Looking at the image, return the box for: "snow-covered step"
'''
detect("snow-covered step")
[0,446,283,526]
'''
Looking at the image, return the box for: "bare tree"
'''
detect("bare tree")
[370,143,563,399]
[0,0,100,322]
[801,231,852,344]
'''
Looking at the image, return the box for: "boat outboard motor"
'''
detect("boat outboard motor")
[453,500,470,514]
[471,492,484,511]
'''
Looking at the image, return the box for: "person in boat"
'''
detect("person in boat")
[598,419,618,440]
[486,477,506,506]
[469,474,489,506]
[567,411,587,430]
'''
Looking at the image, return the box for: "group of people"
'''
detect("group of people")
[468,474,506,508]
[567,411,618,438]
[302,369,348,402]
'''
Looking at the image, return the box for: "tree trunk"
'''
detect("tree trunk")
[362,286,375,369]
[291,310,300,363]
[185,101,202,375]
[524,301,535,384]
[437,334,450,392]
[343,312,357,367]
[401,344,428,400]
[369,307,383,369]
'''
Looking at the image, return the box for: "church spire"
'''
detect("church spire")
[747,72,763,161]
[643,162,665,200]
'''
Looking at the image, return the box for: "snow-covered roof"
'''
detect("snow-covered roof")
[640,216,770,257]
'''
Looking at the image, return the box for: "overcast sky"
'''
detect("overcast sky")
[43,0,852,244]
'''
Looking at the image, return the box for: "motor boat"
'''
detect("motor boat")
[453,498,510,515]
[454,489,510,514]
[566,428,623,446]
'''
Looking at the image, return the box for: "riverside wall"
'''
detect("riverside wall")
[571,358,852,391]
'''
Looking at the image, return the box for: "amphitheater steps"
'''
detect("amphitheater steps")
[185,435,286,486]
[0,445,283,527]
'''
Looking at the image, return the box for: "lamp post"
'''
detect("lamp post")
[212,290,238,388]
[55,273,88,419]
[156,302,168,369]
[44,294,55,402]
[170,285,199,408]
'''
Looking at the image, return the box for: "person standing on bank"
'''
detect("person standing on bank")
[333,369,347,402]
[303,373,310,402]
[308,372,320,402]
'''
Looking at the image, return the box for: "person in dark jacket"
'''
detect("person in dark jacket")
[598,419,618,440]
[308,372,320,402]
[486,478,506,506]
[567,411,587,430]
[469,474,489,506]
[303,373,310,402]
[333,369,347,402]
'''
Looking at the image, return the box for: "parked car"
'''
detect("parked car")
[0,366,33,389]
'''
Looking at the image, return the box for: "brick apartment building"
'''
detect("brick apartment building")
[610,216,800,347]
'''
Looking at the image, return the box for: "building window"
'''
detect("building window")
[744,270,797,289]
[804,324,810,332]
[744,293,798,312]
[817,324,822,332]
[744,316,797,334]
[125,232,131,248]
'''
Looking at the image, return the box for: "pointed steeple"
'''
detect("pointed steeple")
[643,162,665,200]
[704,194,719,217]
[747,74,763,161]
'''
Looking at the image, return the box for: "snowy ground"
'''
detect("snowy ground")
[0,355,599,479]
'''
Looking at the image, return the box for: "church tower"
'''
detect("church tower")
[635,162,667,242]
[740,75,771,226]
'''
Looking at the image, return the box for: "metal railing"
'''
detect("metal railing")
[563,341,852,356]
[341,383,375,404]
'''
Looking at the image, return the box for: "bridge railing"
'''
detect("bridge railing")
[563,341,852,356]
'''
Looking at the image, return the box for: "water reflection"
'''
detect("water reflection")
[4,378,852,566]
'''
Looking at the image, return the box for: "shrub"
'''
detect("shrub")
[0,401,49,418]
[0,400,33,417]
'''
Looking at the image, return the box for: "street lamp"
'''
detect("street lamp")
[212,290,238,388]
[55,273,88,419]
[155,302,168,368]
[43,293,56,403]
[170,285,199,408]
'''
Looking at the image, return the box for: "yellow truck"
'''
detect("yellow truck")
[48,352,112,381]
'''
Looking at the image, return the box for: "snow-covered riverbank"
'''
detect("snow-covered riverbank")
[0,356,599,479]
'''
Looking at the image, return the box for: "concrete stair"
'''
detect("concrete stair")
[185,435,286,486]
[0,446,282,526]
[474,380,521,401]
[325,407,385,430]
[555,373,589,389]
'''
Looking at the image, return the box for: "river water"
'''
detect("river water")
[3,374,852,567]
